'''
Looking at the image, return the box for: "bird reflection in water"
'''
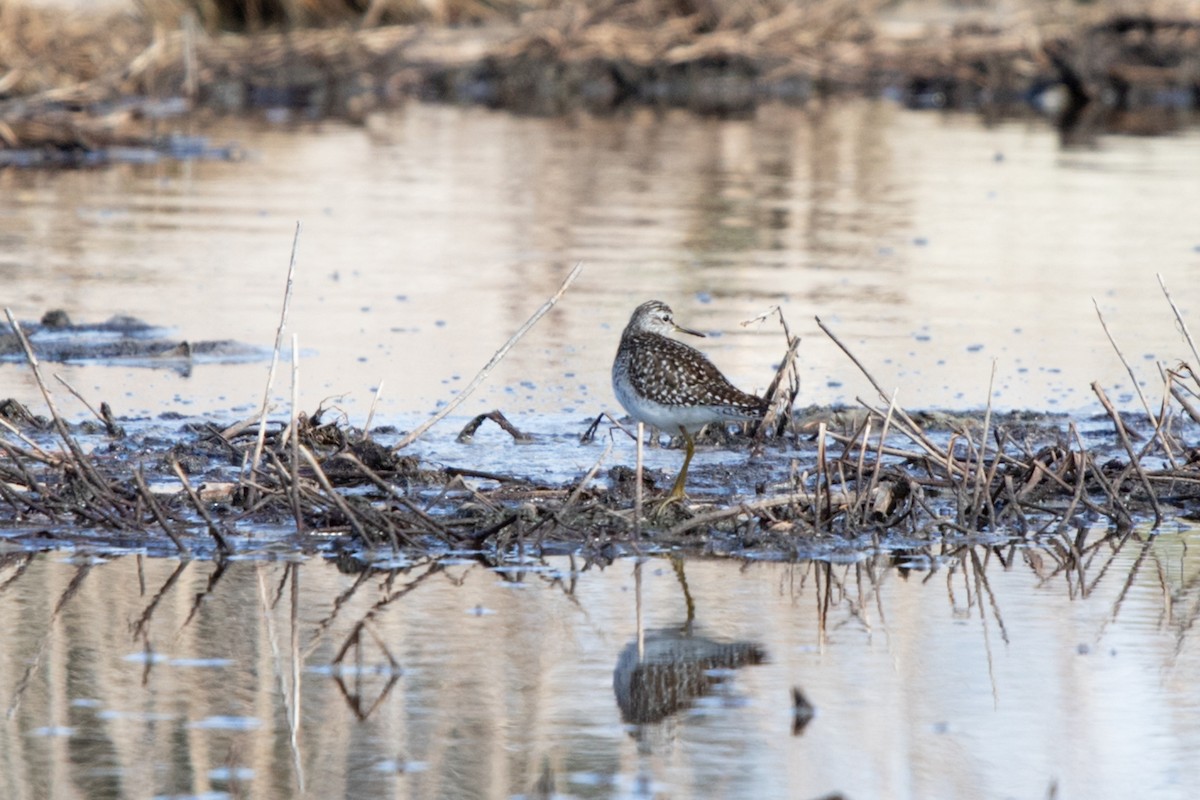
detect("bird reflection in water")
[612,557,766,726]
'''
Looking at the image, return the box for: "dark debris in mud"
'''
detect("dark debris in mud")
[0,309,265,372]
[1,386,1198,565]
[2,293,1199,564]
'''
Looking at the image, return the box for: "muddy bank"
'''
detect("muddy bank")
[0,310,264,369]
[1,299,1198,562]
[1,283,1198,563]
[1,389,1196,565]
[2,2,1199,161]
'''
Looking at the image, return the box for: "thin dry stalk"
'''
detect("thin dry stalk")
[815,421,829,530]
[53,374,119,435]
[299,444,372,545]
[563,436,613,513]
[220,412,267,441]
[819,316,953,470]
[1170,382,1200,425]
[969,361,998,522]
[634,421,644,539]
[824,426,927,466]
[854,393,959,478]
[246,221,301,503]
[1091,382,1160,526]
[133,466,190,555]
[1095,298,1159,429]
[1159,273,1200,368]
[850,415,872,517]
[979,429,1007,529]
[0,417,56,463]
[3,308,117,502]
[1145,366,1180,469]
[1069,422,1131,526]
[748,306,801,442]
[862,391,898,521]
[289,332,303,535]
[1054,447,1088,534]
[169,458,232,554]
[362,378,384,440]
[0,444,58,521]
[1001,474,1029,534]
[667,489,816,537]
[393,261,583,450]
[331,452,438,544]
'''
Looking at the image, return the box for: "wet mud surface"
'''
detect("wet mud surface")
[0,310,266,371]
[1,391,1196,567]
[2,304,1197,565]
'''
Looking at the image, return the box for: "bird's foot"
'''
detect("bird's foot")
[647,488,690,524]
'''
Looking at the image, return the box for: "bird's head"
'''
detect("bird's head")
[626,300,705,339]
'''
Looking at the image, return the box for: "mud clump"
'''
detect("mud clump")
[0,310,264,371]
[0,389,1194,563]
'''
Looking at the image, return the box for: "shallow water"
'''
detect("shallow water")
[2,102,1199,430]
[2,532,1199,800]
[4,101,1200,799]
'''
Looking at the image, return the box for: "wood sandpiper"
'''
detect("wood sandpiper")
[612,300,769,500]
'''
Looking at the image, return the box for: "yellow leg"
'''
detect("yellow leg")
[666,426,695,502]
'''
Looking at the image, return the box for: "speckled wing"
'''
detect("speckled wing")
[625,334,767,416]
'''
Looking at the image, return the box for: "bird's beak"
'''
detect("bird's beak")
[675,323,705,338]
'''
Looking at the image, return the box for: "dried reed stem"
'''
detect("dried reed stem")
[299,444,370,543]
[815,421,828,530]
[864,390,898,518]
[1159,273,1200,368]
[133,466,190,555]
[1091,382,1161,526]
[969,360,998,525]
[53,374,114,433]
[246,221,301,501]
[362,378,384,440]
[563,436,613,513]
[1094,298,1158,428]
[3,308,117,503]
[634,420,644,538]
[0,417,57,463]
[393,261,583,450]
[289,332,303,535]
[170,457,232,554]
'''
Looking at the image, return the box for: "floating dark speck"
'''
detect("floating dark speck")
[966,344,983,352]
